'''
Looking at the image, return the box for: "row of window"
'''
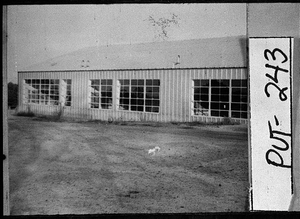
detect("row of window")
[88,79,160,113]
[192,79,247,118]
[24,78,247,118]
[24,79,71,106]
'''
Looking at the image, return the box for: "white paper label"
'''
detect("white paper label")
[249,37,293,211]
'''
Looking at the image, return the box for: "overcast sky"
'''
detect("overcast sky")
[7,4,247,83]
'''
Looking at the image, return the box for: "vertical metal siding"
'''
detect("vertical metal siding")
[18,67,247,123]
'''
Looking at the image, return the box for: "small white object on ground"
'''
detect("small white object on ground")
[148,146,161,155]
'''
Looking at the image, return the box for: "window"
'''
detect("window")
[118,79,130,110]
[192,79,247,119]
[210,79,229,117]
[117,79,160,113]
[131,79,145,111]
[24,79,60,105]
[61,79,72,106]
[145,79,160,113]
[231,79,247,119]
[192,80,209,116]
[90,79,113,109]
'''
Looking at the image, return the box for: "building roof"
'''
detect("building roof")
[21,36,247,72]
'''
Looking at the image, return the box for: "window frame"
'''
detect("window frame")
[89,79,113,110]
[192,79,248,119]
[24,79,61,106]
[61,79,72,107]
[117,79,160,113]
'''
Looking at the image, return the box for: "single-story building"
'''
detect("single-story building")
[18,36,248,123]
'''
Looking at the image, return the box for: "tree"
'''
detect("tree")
[146,13,180,41]
[8,82,18,109]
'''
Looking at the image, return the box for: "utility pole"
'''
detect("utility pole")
[3,5,10,215]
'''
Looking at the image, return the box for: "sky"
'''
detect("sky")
[6,4,247,83]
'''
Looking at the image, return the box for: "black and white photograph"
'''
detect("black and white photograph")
[3,2,300,216]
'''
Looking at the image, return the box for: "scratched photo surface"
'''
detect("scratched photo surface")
[7,4,250,214]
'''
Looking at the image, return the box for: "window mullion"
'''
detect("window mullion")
[129,81,131,111]
[100,80,102,109]
[208,79,211,117]
[143,80,146,112]
[229,80,232,118]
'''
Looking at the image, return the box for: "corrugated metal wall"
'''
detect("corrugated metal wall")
[18,67,247,123]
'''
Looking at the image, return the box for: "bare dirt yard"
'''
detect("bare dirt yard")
[8,114,249,215]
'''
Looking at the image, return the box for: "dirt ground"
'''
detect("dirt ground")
[8,113,249,215]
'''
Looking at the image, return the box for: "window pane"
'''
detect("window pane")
[241,80,247,87]
[137,93,143,98]
[232,103,241,110]
[152,87,159,93]
[211,88,219,94]
[152,92,159,99]
[123,80,130,85]
[121,98,129,105]
[211,110,219,116]
[241,88,248,95]
[200,87,209,94]
[221,80,230,87]
[231,79,248,119]
[194,80,200,87]
[194,94,200,101]
[138,99,144,105]
[193,80,212,117]
[220,94,229,102]
[241,104,248,111]
[232,80,241,87]
[211,102,219,110]
[138,80,144,85]
[241,95,247,103]
[220,111,229,117]
[146,87,152,93]
[232,88,241,95]
[211,80,219,86]
[153,80,160,86]
[131,87,137,93]
[221,88,229,94]
[232,95,240,103]
[211,95,220,102]
[146,80,152,86]
[220,103,229,110]
[241,112,247,118]
[153,100,159,106]
[145,100,151,106]
[200,94,209,101]
[200,80,209,86]
[231,111,240,118]
[131,80,138,85]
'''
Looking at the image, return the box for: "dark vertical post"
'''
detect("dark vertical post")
[2,5,10,215]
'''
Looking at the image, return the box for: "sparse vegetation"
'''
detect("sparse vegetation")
[55,104,65,121]
[16,111,35,117]
[217,117,237,125]
[16,105,35,117]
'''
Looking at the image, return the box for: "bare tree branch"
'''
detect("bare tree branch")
[146,13,180,40]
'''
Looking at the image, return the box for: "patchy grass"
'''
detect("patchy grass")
[19,113,241,128]
[16,111,35,117]
[216,117,238,125]
[32,114,69,123]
